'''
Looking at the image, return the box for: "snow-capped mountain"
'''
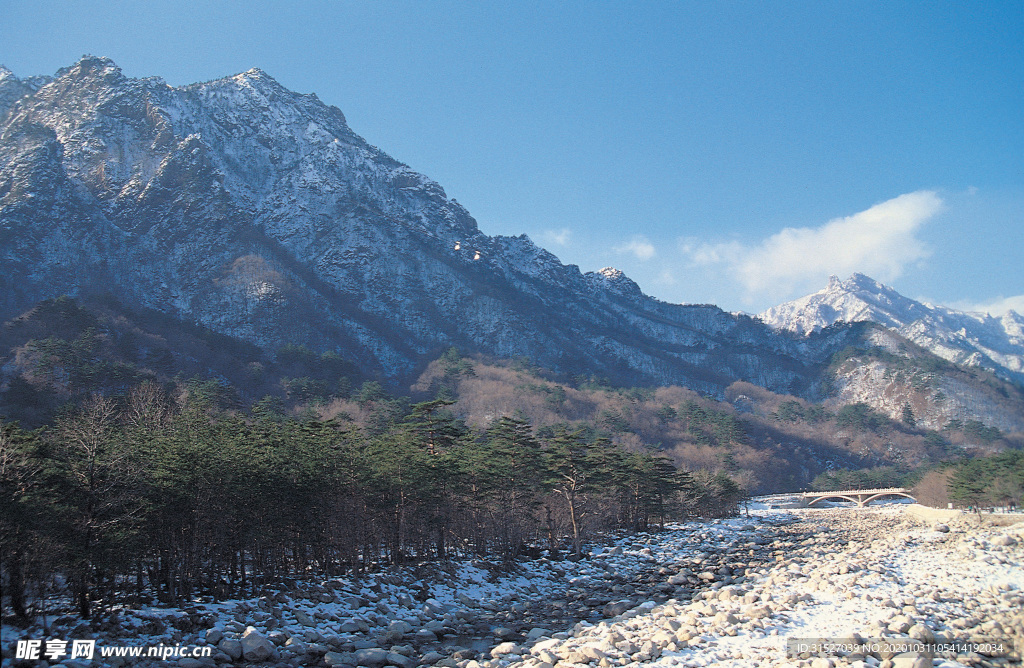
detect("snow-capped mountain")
[760,274,1024,386]
[0,57,859,393]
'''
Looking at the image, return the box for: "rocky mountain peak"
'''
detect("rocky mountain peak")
[761,274,1024,386]
[56,55,123,84]
[0,65,49,120]
[586,267,644,299]
[1,58,865,393]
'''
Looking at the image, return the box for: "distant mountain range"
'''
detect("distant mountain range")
[1,57,1022,435]
[759,273,1024,386]
[0,56,858,395]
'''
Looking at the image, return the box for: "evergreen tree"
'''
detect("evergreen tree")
[541,427,606,557]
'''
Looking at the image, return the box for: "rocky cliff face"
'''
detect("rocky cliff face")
[1,57,857,392]
[760,273,1024,387]
[826,326,1024,433]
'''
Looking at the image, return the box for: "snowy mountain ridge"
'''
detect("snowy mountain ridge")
[0,56,861,394]
[760,273,1024,386]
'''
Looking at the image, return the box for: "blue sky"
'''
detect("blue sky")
[3,1,1022,314]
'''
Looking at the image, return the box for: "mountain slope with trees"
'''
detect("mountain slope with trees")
[0,56,857,395]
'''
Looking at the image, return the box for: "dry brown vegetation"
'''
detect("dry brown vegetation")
[404,356,1018,494]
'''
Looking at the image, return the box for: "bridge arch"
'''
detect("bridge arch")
[861,490,915,505]
[800,487,915,508]
[805,494,859,506]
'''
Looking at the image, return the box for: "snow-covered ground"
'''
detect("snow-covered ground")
[3,505,1021,668]
[528,507,1022,668]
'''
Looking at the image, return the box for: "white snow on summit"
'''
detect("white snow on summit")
[760,273,1024,385]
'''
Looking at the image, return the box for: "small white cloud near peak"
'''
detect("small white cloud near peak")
[541,228,571,246]
[616,235,656,260]
[684,190,944,303]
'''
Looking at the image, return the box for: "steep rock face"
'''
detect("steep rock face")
[1,57,854,392]
[828,327,1024,433]
[760,273,1024,386]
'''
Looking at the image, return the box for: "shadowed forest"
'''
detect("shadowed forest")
[1,298,1021,625]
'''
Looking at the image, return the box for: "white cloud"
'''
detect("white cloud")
[541,227,571,246]
[950,295,1024,317]
[684,191,944,301]
[616,235,656,260]
[655,269,677,286]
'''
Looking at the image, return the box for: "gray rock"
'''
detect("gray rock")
[490,642,521,657]
[526,627,553,641]
[423,598,449,614]
[284,638,310,653]
[413,628,438,643]
[324,651,352,667]
[386,651,417,668]
[603,600,633,617]
[354,647,389,667]
[223,620,246,633]
[204,628,223,645]
[178,659,207,668]
[218,638,242,661]
[241,627,277,662]
[892,652,932,668]
[578,645,607,661]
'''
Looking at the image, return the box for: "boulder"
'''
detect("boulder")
[490,642,521,658]
[241,627,277,662]
[386,652,416,668]
[527,627,553,640]
[492,626,516,639]
[892,652,932,668]
[217,638,242,661]
[178,659,207,668]
[294,609,316,627]
[578,645,607,661]
[339,620,362,633]
[413,628,438,643]
[603,600,633,617]
[354,647,389,667]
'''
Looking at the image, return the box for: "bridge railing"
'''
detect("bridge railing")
[800,487,910,497]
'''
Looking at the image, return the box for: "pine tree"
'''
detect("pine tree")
[461,416,545,560]
[541,427,605,558]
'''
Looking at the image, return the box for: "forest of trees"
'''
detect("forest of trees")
[946,449,1024,509]
[911,450,1024,510]
[0,380,745,624]
[3,301,1021,627]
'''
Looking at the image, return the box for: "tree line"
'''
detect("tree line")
[946,449,1024,509]
[0,382,745,624]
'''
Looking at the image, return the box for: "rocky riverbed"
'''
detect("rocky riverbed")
[3,506,1021,668]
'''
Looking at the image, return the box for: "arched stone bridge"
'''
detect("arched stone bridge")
[800,487,915,508]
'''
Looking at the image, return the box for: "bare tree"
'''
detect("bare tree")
[56,395,143,618]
